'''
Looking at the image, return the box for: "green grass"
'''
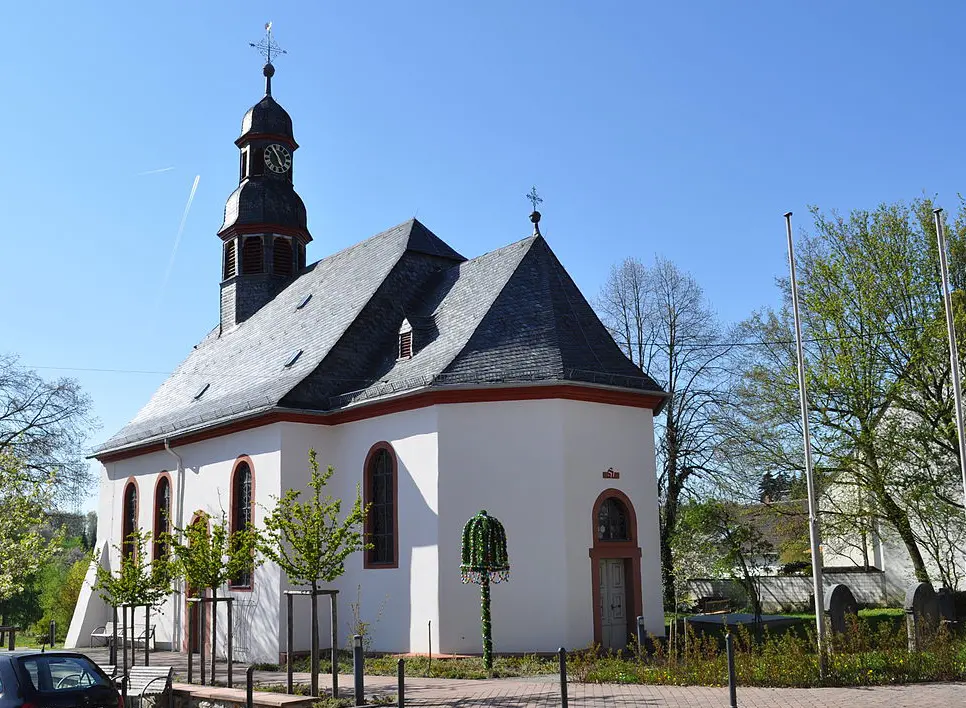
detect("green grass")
[291,651,557,679]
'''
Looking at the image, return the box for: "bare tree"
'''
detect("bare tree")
[0,355,97,505]
[598,257,733,607]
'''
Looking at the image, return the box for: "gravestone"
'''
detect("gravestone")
[936,586,955,626]
[823,583,858,634]
[904,582,939,651]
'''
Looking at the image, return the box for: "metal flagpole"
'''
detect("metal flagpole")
[933,208,966,520]
[785,212,828,675]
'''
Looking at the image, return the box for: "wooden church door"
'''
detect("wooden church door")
[599,558,627,649]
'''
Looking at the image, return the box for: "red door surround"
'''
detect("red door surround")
[589,489,643,647]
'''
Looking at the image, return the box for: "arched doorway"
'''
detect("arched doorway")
[183,512,210,654]
[590,490,643,649]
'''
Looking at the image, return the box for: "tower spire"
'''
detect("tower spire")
[249,21,287,96]
[526,186,543,237]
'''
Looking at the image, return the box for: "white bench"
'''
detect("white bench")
[122,666,173,708]
[90,622,156,650]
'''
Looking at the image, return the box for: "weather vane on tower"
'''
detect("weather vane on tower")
[527,186,543,237]
[250,22,287,64]
[250,22,287,96]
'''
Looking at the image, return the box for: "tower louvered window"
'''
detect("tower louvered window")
[242,236,263,274]
[223,241,237,279]
[273,237,293,277]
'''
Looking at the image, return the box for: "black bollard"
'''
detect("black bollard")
[246,665,256,708]
[559,647,568,708]
[48,620,56,648]
[397,658,405,708]
[353,634,364,706]
[726,632,737,708]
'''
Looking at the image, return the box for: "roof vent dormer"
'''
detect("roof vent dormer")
[398,319,413,360]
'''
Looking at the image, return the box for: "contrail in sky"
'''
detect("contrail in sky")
[156,174,201,308]
[137,166,175,176]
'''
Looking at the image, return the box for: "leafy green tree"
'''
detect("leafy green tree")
[676,500,774,618]
[0,452,63,606]
[260,449,366,697]
[164,510,259,684]
[717,198,966,585]
[92,527,172,666]
[35,558,88,643]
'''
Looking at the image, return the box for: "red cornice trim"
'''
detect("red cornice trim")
[235,132,299,150]
[218,223,312,243]
[96,384,663,463]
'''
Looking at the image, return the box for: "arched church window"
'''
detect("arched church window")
[273,237,293,277]
[153,475,171,561]
[122,480,138,560]
[230,459,254,587]
[597,497,629,541]
[242,236,263,275]
[224,240,237,279]
[364,444,397,568]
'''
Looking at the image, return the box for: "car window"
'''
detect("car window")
[18,656,111,692]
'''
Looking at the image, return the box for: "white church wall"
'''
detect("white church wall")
[437,399,569,655]
[67,425,284,663]
[560,400,664,644]
[277,407,440,655]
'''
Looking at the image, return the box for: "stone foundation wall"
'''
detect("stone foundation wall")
[688,570,894,613]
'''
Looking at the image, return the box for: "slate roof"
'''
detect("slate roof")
[240,94,293,141]
[94,219,665,457]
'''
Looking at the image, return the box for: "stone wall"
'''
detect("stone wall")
[688,570,897,613]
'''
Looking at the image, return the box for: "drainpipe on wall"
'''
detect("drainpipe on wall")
[164,438,185,650]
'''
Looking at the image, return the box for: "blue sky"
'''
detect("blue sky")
[3,1,965,509]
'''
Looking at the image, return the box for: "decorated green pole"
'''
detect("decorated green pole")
[460,510,509,675]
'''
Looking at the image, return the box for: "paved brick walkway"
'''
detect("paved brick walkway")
[74,647,966,707]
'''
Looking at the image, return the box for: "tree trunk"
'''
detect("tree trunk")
[211,589,218,685]
[660,418,681,610]
[882,495,931,584]
[311,583,319,697]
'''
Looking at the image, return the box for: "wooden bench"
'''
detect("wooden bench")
[122,666,173,708]
[91,622,156,650]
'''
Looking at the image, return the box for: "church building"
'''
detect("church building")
[66,47,667,661]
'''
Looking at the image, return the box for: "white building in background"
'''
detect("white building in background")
[66,56,667,662]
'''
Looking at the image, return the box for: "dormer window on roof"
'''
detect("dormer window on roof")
[284,349,303,367]
[193,383,210,400]
[296,293,312,310]
[398,319,413,360]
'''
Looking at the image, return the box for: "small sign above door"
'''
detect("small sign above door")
[603,467,620,479]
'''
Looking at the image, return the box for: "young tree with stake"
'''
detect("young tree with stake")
[260,449,367,698]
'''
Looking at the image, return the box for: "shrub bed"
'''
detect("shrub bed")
[575,617,966,687]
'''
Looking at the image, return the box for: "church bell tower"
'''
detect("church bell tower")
[218,27,311,332]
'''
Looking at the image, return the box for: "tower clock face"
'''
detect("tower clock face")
[264,143,292,174]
